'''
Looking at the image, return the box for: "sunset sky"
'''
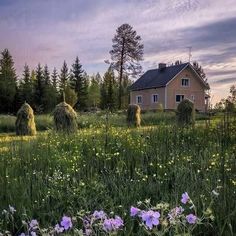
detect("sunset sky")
[0,0,235,104]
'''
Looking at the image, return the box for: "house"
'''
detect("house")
[129,62,210,111]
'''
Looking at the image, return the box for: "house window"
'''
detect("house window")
[176,95,184,102]
[191,95,195,101]
[136,95,142,104]
[181,78,189,87]
[152,94,158,103]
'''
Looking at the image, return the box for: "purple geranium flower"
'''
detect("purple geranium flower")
[54,223,64,233]
[29,219,38,229]
[60,216,72,230]
[130,206,140,217]
[141,210,160,230]
[93,210,106,219]
[181,192,190,204]
[168,206,184,220]
[103,216,123,232]
[31,232,36,236]
[186,214,197,224]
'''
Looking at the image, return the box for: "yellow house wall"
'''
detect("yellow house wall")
[130,87,165,110]
[166,67,206,111]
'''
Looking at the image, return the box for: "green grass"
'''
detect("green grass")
[0,111,213,133]
[0,113,235,235]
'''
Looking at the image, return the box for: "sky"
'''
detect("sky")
[0,0,236,104]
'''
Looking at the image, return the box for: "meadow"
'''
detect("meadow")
[0,112,235,235]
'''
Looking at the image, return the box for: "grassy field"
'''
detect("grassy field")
[0,112,235,235]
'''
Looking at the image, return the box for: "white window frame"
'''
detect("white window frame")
[176,94,185,103]
[136,95,142,104]
[181,78,190,87]
[152,94,159,103]
[191,95,195,102]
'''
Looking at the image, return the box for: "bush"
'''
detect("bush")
[127,104,141,127]
[15,102,36,136]
[53,101,78,134]
[176,99,195,126]
[156,103,164,112]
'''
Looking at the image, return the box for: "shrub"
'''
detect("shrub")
[53,101,78,133]
[15,102,36,136]
[176,99,195,126]
[156,103,164,112]
[127,104,141,127]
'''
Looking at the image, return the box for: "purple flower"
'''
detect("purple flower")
[29,219,38,229]
[54,223,64,233]
[92,210,106,219]
[141,210,160,230]
[103,216,123,232]
[186,214,197,224]
[168,206,184,220]
[60,216,72,230]
[130,206,140,217]
[85,229,92,236]
[31,232,36,236]
[19,234,26,236]
[181,192,190,204]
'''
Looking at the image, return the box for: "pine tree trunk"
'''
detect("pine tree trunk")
[118,38,125,109]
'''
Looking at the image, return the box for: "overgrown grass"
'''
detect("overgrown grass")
[0,111,213,133]
[0,113,235,235]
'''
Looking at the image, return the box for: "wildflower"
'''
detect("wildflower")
[9,205,16,214]
[92,210,106,219]
[85,228,92,235]
[181,192,190,204]
[186,214,197,224]
[103,216,123,232]
[168,206,184,220]
[31,232,36,236]
[54,224,64,233]
[29,219,39,229]
[141,210,160,230]
[212,190,219,196]
[130,206,140,217]
[60,216,72,230]
[19,233,26,236]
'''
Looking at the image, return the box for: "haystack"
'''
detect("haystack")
[53,101,78,133]
[15,102,36,136]
[127,104,141,127]
[176,99,195,126]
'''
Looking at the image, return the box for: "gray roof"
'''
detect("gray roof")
[130,63,189,91]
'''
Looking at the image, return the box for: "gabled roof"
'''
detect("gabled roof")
[130,63,209,91]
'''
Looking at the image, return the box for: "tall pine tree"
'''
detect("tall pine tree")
[110,24,144,109]
[0,49,17,113]
[34,64,44,113]
[59,61,69,93]
[19,64,34,106]
[71,56,88,110]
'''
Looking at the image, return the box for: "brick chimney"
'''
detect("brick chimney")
[158,63,166,69]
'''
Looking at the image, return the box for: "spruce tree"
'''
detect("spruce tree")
[0,49,17,113]
[71,56,89,110]
[110,23,144,109]
[19,64,34,105]
[34,64,44,113]
[52,67,58,90]
[59,61,69,93]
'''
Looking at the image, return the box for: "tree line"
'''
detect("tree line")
[0,23,144,114]
[0,49,133,114]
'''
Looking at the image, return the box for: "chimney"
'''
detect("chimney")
[158,63,166,69]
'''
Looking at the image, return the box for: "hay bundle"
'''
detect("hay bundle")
[176,99,195,126]
[127,104,141,127]
[53,101,78,133]
[15,102,36,136]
